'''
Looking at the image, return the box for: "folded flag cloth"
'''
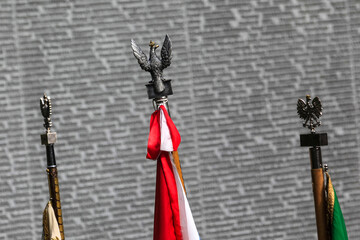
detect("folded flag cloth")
[147,105,200,240]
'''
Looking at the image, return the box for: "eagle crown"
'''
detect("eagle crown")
[149,41,159,49]
[149,41,160,60]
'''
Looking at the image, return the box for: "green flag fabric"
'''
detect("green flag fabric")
[326,172,348,240]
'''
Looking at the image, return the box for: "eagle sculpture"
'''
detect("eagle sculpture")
[40,93,52,132]
[131,35,172,93]
[297,95,322,132]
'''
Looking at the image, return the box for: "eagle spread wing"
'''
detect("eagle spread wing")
[297,98,307,120]
[131,39,150,71]
[312,97,322,118]
[160,34,172,70]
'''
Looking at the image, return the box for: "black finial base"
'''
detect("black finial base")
[300,133,328,170]
[146,80,173,99]
[46,144,57,167]
[309,147,323,169]
[300,133,328,147]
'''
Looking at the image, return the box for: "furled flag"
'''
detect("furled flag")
[42,201,61,240]
[326,172,348,240]
[147,105,200,240]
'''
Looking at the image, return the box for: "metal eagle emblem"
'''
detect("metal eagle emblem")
[297,95,322,133]
[131,35,172,93]
[40,93,52,132]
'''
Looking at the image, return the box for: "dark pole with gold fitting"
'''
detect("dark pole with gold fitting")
[297,95,328,240]
[40,93,65,240]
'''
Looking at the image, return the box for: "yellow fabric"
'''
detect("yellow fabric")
[326,172,335,225]
[42,201,61,240]
[326,172,348,240]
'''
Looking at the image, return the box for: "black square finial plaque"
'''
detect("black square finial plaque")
[300,133,328,147]
[146,80,173,99]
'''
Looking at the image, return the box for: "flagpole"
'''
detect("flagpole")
[298,95,328,240]
[132,35,201,240]
[146,76,186,193]
[131,34,186,192]
[40,93,65,240]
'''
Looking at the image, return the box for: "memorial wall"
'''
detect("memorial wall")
[1,0,359,239]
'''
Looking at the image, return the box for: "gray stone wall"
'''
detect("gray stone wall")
[1,0,359,239]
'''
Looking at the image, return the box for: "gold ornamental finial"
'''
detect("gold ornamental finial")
[149,40,155,47]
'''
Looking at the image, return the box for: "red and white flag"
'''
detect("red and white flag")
[147,105,200,240]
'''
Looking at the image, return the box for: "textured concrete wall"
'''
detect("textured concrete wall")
[1,0,360,239]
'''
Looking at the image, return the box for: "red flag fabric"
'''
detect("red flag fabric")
[146,108,161,160]
[147,105,182,240]
[147,105,200,240]
[147,105,180,160]
[154,152,183,240]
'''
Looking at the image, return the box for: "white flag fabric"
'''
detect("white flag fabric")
[171,154,200,240]
[159,106,200,240]
[147,105,200,240]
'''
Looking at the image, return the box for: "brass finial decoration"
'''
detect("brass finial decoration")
[297,95,323,133]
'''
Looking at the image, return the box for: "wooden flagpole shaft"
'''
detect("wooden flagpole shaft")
[45,145,65,240]
[171,151,186,194]
[309,147,327,240]
[300,134,329,240]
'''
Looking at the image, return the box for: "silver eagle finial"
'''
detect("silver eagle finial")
[40,93,52,133]
[297,95,323,133]
[131,35,172,93]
